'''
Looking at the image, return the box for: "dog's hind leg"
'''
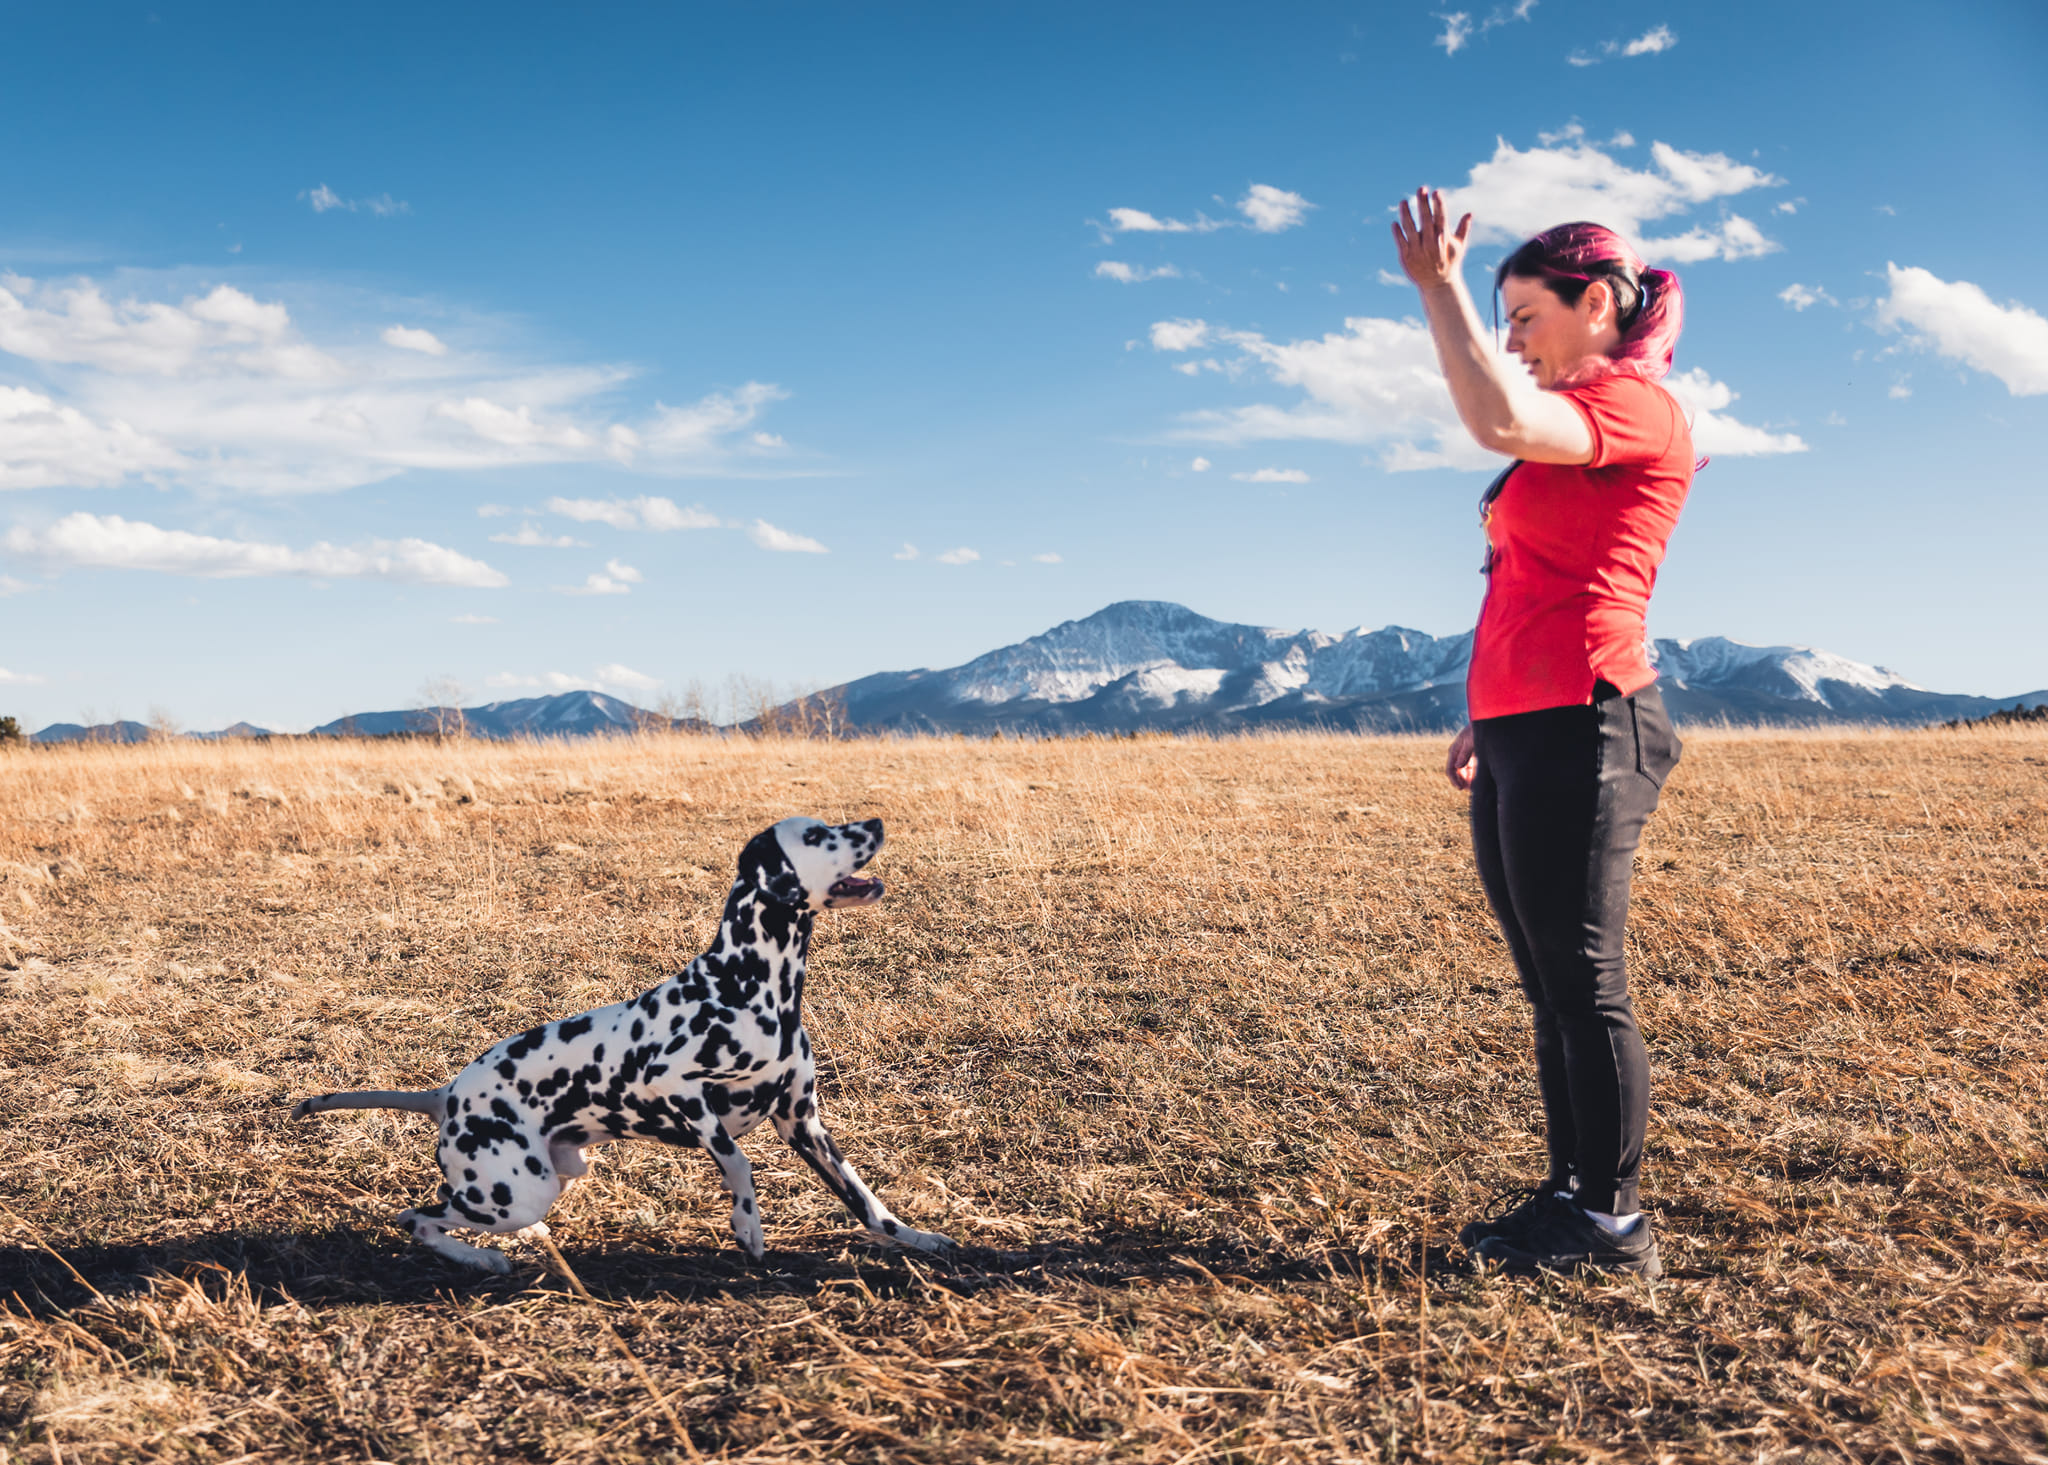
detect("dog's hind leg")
[401,1145,568,1273]
[398,1192,517,1274]
[774,1108,955,1253]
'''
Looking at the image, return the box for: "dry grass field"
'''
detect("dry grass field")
[0,727,2043,1463]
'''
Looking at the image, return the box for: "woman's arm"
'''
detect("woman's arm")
[1392,189,1593,466]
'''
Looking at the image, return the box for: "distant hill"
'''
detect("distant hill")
[788,601,2048,735]
[307,689,676,741]
[30,720,155,745]
[24,605,2047,744]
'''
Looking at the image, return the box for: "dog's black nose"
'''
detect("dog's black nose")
[859,818,883,839]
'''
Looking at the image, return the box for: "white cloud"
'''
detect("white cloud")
[545,495,722,531]
[1171,315,1499,470]
[476,503,514,517]
[745,520,828,554]
[1778,283,1836,312]
[1172,358,1223,376]
[1441,135,1783,262]
[1105,207,1225,235]
[1190,456,1212,472]
[3,512,509,586]
[381,324,447,355]
[451,613,498,624]
[1031,552,1062,563]
[486,665,656,697]
[0,385,185,491]
[1889,380,1914,400]
[1095,261,1183,284]
[1149,318,1211,352]
[489,522,589,548]
[593,662,660,692]
[0,575,31,596]
[1875,263,2048,396]
[436,397,594,451]
[301,185,410,216]
[1238,185,1313,233]
[1232,467,1310,483]
[1569,24,1678,65]
[0,270,797,494]
[0,665,44,685]
[1376,268,1410,287]
[893,542,919,561]
[1098,192,1313,248]
[1436,0,1536,55]
[935,547,979,565]
[562,558,643,596]
[1663,369,1809,456]
[1162,313,1800,469]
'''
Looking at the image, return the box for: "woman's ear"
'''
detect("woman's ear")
[1582,278,1616,329]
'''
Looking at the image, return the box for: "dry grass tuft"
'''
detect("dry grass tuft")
[0,727,2043,1462]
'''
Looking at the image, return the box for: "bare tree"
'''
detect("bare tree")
[414,676,469,740]
[147,705,182,743]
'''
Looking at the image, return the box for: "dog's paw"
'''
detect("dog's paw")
[470,1248,515,1275]
[873,1225,957,1254]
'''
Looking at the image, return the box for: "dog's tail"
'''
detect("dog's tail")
[291,1088,446,1120]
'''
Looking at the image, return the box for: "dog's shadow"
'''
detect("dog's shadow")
[0,1221,1404,1318]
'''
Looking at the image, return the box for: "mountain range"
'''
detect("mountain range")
[806,601,2048,735]
[25,601,2047,743]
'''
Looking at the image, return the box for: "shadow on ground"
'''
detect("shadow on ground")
[0,1220,1475,1317]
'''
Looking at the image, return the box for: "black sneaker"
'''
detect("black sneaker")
[1456,1185,1562,1251]
[1470,1194,1663,1279]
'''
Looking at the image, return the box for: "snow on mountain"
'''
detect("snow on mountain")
[1651,637,1921,708]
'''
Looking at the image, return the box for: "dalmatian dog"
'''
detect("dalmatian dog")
[292,816,954,1273]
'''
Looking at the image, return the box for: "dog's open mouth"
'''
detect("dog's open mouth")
[824,875,885,907]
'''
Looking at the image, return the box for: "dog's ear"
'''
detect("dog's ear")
[741,828,811,908]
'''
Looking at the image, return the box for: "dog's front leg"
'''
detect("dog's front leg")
[774,1110,955,1254]
[676,1098,765,1260]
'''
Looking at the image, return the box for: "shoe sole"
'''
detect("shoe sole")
[1473,1242,1663,1281]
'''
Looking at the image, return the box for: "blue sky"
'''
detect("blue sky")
[4,0,2045,731]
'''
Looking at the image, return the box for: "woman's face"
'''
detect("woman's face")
[1502,274,1620,390]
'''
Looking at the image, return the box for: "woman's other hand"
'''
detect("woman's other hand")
[1446,723,1478,791]
[1393,188,1472,291]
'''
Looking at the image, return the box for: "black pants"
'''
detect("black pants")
[1469,682,1680,1215]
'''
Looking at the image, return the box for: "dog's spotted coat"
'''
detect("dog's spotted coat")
[292,817,953,1272]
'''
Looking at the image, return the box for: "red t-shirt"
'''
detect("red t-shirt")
[1466,372,1693,719]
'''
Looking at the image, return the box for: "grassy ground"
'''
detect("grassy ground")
[0,727,2042,1463]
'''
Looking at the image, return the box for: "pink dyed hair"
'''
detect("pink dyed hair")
[1494,222,1683,382]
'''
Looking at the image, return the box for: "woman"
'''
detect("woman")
[1392,191,1691,1278]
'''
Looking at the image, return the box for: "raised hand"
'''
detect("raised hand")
[1392,187,1473,290]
